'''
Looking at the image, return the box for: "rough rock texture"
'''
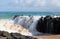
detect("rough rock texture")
[0,31,37,39]
[36,16,60,34]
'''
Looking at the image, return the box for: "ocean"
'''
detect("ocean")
[0,12,60,36]
[0,12,60,19]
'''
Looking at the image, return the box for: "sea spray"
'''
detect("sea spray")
[0,16,60,36]
[0,19,32,36]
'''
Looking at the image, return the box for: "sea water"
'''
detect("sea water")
[0,12,60,36]
[0,12,60,19]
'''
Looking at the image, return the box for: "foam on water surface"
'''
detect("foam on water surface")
[0,16,60,36]
[0,19,33,36]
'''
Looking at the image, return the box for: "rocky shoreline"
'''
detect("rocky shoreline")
[36,16,60,34]
[0,15,60,37]
[0,31,37,39]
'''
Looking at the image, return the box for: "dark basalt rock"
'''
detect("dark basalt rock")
[11,33,22,39]
[13,15,19,20]
[0,31,37,39]
[36,16,60,34]
[53,17,60,34]
[11,33,37,39]
[36,17,46,33]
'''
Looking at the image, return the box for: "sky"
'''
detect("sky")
[0,0,60,12]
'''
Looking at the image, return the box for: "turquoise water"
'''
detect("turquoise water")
[0,12,60,19]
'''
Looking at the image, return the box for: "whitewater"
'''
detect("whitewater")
[0,16,60,36]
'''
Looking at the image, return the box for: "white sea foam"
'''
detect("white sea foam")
[1,16,60,36]
[0,19,32,36]
[13,16,43,36]
[0,16,41,36]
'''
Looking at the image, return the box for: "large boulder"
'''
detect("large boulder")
[36,16,60,34]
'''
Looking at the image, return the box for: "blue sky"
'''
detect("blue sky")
[0,0,60,12]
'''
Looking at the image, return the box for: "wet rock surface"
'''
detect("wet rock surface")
[0,31,37,39]
[36,16,60,34]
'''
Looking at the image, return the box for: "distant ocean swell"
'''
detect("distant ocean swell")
[0,12,60,19]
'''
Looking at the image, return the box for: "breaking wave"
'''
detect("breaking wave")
[0,15,60,36]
